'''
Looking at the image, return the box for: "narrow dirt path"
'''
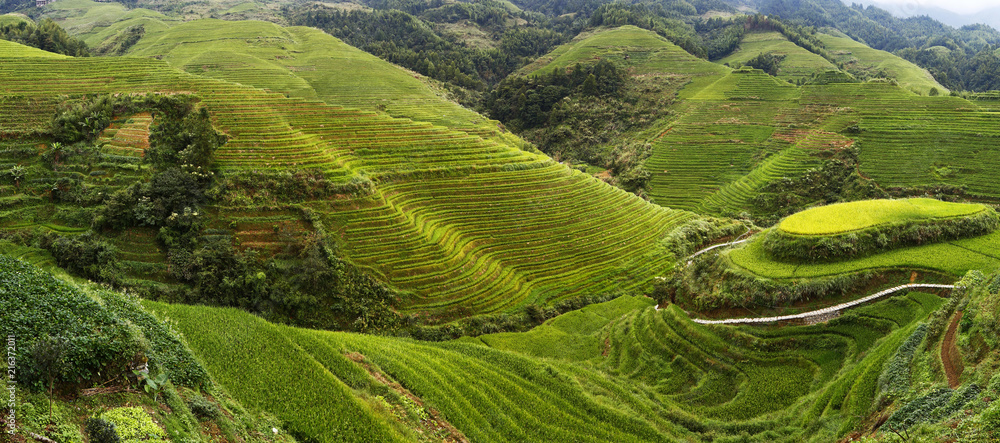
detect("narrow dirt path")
[689,284,955,325]
[941,311,964,388]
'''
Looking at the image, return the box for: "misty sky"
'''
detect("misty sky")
[865,0,1000,14]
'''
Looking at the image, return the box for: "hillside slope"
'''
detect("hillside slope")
[715,31,838,81]
[122,19,506,140]
[0,38,696,321]
[817,29,947,95]
[148,284,957,442]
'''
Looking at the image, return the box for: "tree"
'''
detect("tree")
[28,336,67,427]
[581,74,598,96]
[8,164,25,187]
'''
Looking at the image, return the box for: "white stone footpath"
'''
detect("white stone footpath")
[688,283,956,325]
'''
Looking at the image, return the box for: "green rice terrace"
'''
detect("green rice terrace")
[777,198,988,235]
[6,2,1000,442]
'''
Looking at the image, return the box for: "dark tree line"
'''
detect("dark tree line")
[288,5,565,91]
[0,18,89,56]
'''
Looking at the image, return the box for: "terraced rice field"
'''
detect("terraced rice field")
[778,198,989,235]
[800,82,1000,198]
[716,31,837,82]
[124,19,505,141]
[98,112,153,158]
[646,71,829,212]
[727,229,1000,279]
[817,30,946,95]
[0,39,696,318]
[151,287,944,442]
[647,65,1000,213]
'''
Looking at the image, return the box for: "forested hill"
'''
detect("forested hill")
[754,0,1000,91]
[6,0,1000,93]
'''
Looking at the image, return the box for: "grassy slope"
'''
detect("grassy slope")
[778,198,988,235]
[121,18,505,140]
[801,82,1000,199]
[818,29,947,96]
[0,39,695,319]
[150,289,945,442]
[646,69,824,213]
[521,25,728,77]
[43,0,137,36]
[0,12,32,26]
[715,31,838,82]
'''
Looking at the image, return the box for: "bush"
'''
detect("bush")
[877,323,928,398]
[186,394,221,420]
[98,290,209,388]
[99,407,166,443]
[49,232,124,284]
[86,418,121,443]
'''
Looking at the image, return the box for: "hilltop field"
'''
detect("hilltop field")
[4,1,1000,442]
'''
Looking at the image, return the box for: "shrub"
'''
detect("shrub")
[186,394,221,420]
[98,290,210,388]
[86,418,121,443]
[99,407,166,443]
[877,323,928,399]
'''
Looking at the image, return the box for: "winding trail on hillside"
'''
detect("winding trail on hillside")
[942,310,964,388]
[684,228,754,264]
[682,284,955,325]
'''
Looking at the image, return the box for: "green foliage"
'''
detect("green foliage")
[185,394,221,420]
[0,255,141,391]
[134,370,169,401]
[696,16,745,59]
[86,418,121,443]
[288,3,562,92]
[0,18,89,56]
[486,59,626,130]
[99,407,166,443]
[215,169,373,206]
[877,323,927,399]
[883,384,981,431]
[147,107,227,170]
[97,289,209,388]
[740,52,786,76]
[49,232,125,283]
[669,247,880,310]
[51,93,194,145]
[160,232,400,333]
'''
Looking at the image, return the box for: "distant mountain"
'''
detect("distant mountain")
[851,0,1000,31]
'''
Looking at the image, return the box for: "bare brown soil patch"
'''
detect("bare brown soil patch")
[942,311,964,388]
